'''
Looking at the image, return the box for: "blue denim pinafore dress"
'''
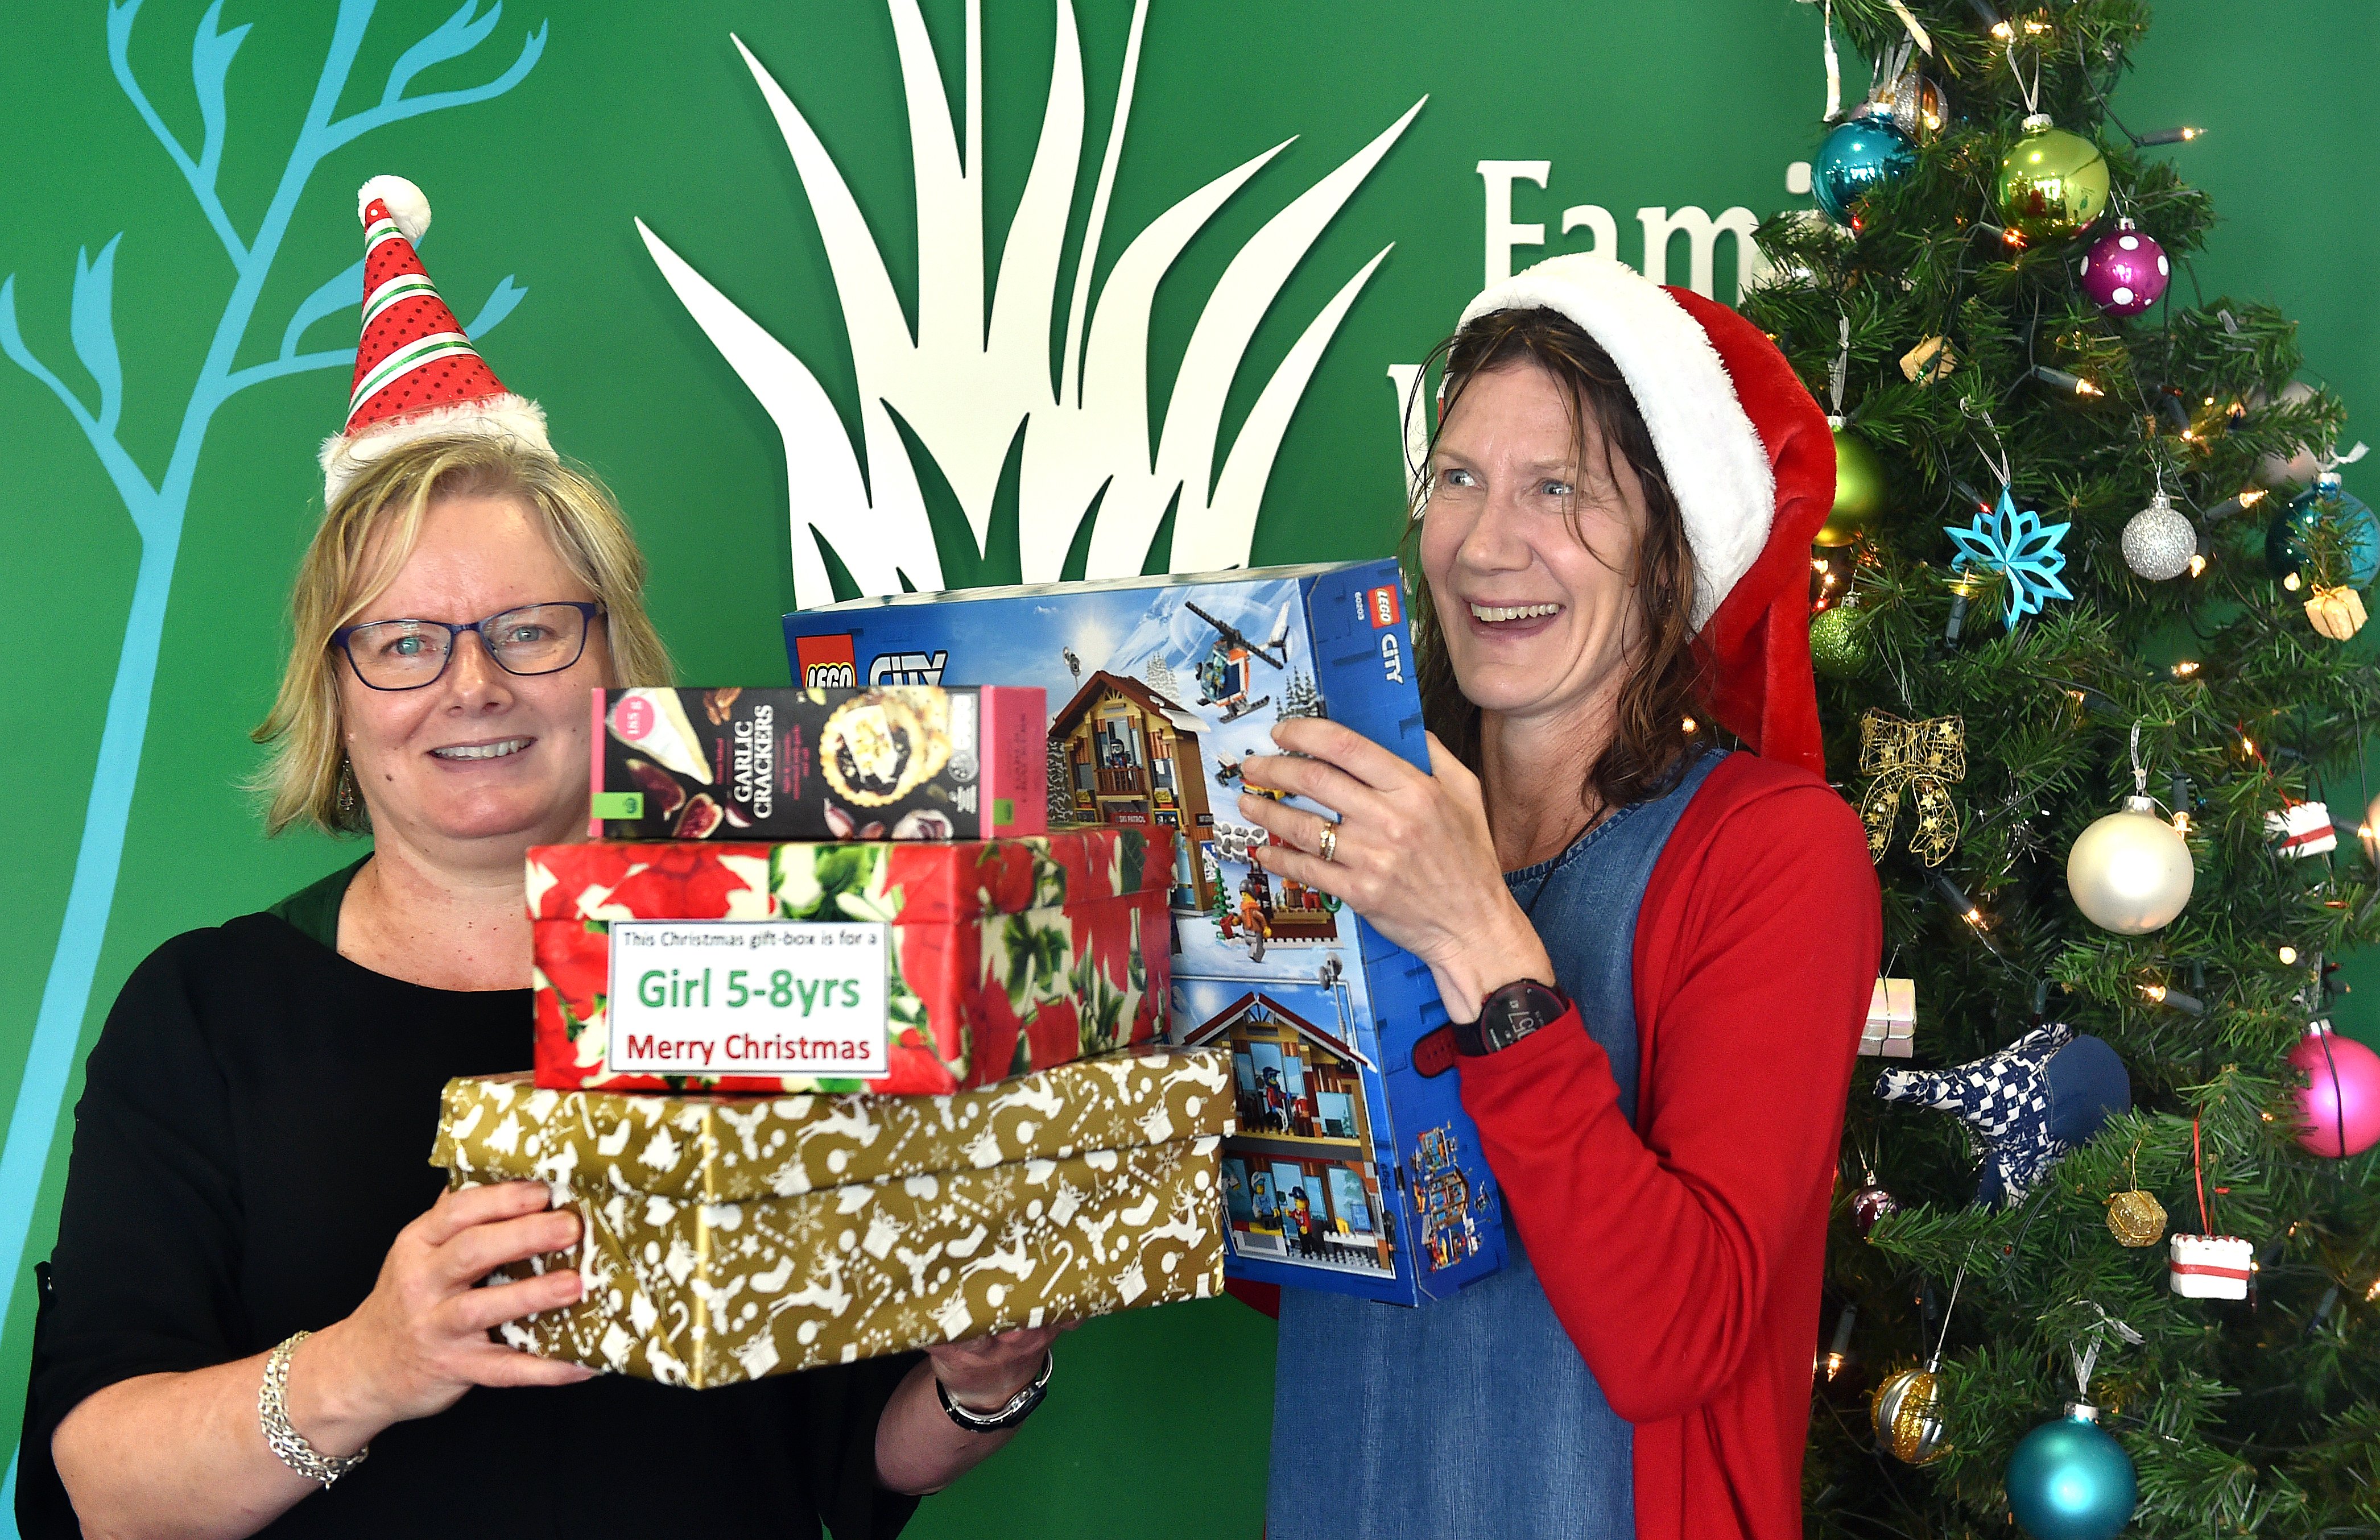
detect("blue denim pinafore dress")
[1265,748,1725,1540]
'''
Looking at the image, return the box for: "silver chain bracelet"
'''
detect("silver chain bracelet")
[258,1330,368,1488]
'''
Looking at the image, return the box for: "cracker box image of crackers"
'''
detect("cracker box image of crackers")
[590,685,1046,842]
[783,560,1506,1305]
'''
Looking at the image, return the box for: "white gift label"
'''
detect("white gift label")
[607,920,890,1077]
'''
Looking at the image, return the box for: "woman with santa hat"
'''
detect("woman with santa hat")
[19,177,1052,1539]
[1234,252,1880,1540]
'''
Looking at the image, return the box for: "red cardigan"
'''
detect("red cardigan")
[1236,752,1879,1540]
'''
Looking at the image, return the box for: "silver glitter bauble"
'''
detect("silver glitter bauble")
[2121,492,2196,580]
[2067,796,2194,934]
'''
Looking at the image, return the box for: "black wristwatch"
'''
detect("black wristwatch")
[935,1351,1054,1433]
[1451,979,1569,1057]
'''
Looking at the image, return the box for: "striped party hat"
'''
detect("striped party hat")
[319,175,551,503]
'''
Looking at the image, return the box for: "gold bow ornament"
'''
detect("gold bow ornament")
[1858,711,1966,866]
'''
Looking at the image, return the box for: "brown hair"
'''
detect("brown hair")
[251,433,673,837]
[1400,306,1707,819]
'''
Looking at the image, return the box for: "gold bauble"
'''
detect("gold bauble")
[2106,1189,2167,1248]
[1996,120,2110,241]
[1870,1364,1951,1465]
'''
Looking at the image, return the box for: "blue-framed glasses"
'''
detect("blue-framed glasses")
[332,601,604,692]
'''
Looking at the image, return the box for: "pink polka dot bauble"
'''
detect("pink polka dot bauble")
[2079,218,2171,317]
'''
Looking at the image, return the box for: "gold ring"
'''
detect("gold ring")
[1317,825,1338,863]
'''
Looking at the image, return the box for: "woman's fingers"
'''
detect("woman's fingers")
[1251,837,1361,910]
[1237,747,1383,822]
[1270,715,1424,792]
[436,1206,582,1288]
[462,1340,599,1389]
[1234,790,1334,855]
[411,1179,553,1249]
[443,1267,586,1335]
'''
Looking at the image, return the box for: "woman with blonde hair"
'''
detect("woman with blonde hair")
[19,179,1055,1539]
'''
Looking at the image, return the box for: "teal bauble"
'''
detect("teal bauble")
[1813,118,1916,224]
[2004,1407,2136,1540]
[2265,473,2380,589]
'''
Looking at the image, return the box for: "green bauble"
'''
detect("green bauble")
[1809,605,1871,679]
[1997,118,2109,240]
[1817,426,1888,546]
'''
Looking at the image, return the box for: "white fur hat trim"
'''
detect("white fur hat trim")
[318,393,552,506]
[1459,253,1775,631]
[357,174,431,244]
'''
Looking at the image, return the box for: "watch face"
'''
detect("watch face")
[1483,982,1565,1050]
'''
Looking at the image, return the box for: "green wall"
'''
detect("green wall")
[0,2,2370,1533]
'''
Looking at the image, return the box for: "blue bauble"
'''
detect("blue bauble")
[2005,1410,2137,1540]
[2266,476,2380,590]
[1813,117,1916,223]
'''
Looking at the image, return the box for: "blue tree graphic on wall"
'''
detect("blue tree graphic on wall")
[0,0,540,1481]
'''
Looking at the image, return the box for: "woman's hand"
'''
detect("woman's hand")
[1237,718,1554,1022]
[295,1180,594,1451]
[878,1323,1076,1495]
[924,1321,1071,1411]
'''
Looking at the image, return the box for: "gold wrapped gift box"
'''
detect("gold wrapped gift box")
[431,1045,1232,1387]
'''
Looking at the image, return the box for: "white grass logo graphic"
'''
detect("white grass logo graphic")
[637,1,1423,606]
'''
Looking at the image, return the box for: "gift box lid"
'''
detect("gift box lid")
[433,1042,1232,1202]
[527,825,1168,928]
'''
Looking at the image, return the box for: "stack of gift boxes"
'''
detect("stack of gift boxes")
[431,684,1233,1388]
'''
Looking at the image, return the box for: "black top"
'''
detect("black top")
[18,865,920,1539]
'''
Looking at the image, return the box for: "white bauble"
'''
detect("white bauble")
[2068,796,2194,934]
[2253,380,2322,488]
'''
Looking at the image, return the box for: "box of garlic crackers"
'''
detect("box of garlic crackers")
[588,685,1046,842]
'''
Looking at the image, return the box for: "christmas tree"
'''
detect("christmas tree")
[1741,4,2380,1535]
[1279,669,1325,719]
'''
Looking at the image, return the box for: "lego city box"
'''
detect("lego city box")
[432,1045,1233,1386]
[588,685,1046,842]
[528,826,1172,1096]
[783,560,1507,1305]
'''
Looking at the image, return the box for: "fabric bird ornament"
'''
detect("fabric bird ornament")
[1875,1022,2130,1204]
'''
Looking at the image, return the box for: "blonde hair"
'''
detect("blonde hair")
[252,433,672,837]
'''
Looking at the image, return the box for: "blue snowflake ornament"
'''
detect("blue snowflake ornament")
[1944,487,2074,626]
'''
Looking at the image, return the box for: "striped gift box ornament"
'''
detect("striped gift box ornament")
[2167,1232,2253,1299]
[2264,800,2336,859]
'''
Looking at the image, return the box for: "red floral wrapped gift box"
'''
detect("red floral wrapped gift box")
[529,826,1172,1095]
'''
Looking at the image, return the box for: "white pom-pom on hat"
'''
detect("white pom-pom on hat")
[357,175,431,244]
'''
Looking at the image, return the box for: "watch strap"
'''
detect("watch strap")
[935,1350,1054,1433]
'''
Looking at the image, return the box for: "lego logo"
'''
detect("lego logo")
[796,634,857,690]
[1365,584,1402,628]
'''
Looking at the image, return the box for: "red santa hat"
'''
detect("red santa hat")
[1456,252,1834,776]
[319,175,551,504]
